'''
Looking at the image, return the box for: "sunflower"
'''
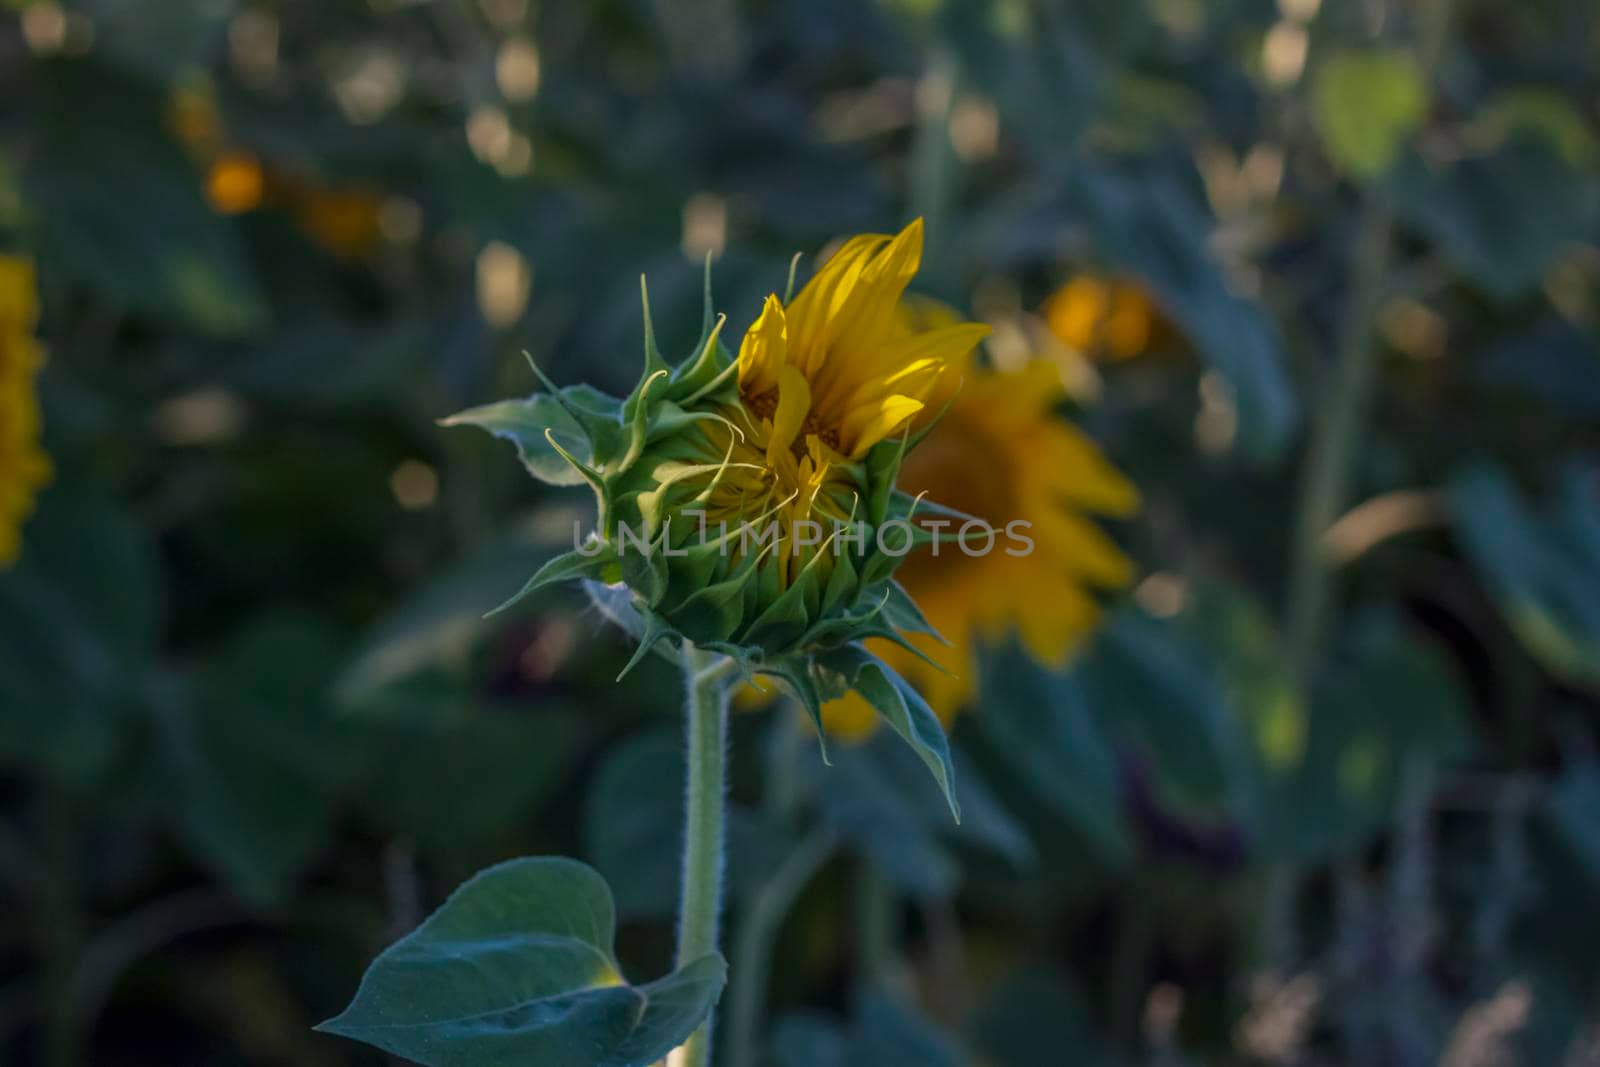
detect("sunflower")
[1043,273,1162,361]
[0,256,52,567]
[689,218,989,588]
[820,343,1139,737]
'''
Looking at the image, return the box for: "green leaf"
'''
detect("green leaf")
[1312,49,1428,179]
[0,486,160,784]
[441,394,598,487]
[818,645,960,821]
[1082,608,1259,822]
[974,965,1111,1067]
[1450,463,1600,687]
[318,857,726,1067]
[359,685,579,856]
[163,615,360,907]
[975,643,1130,864]
[485,546,616,618]
[1392,139,1598,300]
[1280,614,1474,859]
[769,988,962,1067]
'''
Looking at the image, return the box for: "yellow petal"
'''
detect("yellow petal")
[1029,507,1135,589]
[766,364,812,468]
[1031,423,1141,518]
[785,235,887,373]
[737,293,789,397]
[842,394,924,458]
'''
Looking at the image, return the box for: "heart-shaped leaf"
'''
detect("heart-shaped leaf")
[317,857,726,1067]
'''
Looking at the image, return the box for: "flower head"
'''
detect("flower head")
[0,257,53,567]
[445,222,987,812]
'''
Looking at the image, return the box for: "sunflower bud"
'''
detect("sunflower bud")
[446,223,987,814]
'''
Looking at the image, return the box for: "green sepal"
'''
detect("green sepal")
[615,534,669,607]
[744,549,834,652]
[618,369,671,473]
[634,275,673,387]
[562,384,628,467]
[816,644,960,822]
[819,546,861,617]
[794,589,891,650]
[486,545,617,618]
[614,607,678,682]
[864,430,912,528]
[581,581,685,672]
[759,656,831,766]
[668,553,761,644]
[540,429,613,531]
[880,580,948,642]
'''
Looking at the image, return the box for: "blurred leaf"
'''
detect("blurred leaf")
[1450,463,1600,688]
[336,524,574,707]
[1312,49,1428,179]
[1279,616,1474,858]
[1547,763,1600,884]
[976,643,1130,865]
[769,988,961,1067]
[317,857,726,1067]
[799,739,959,898]
[973,964,1110,1067]
[0,486,159,784]
[1475,320,1600,419]
[1084,608,1256,821]
[70,0,237,85]
[29,60,268,335]
[162,615,359,907]
[1176,578,1308,782]
[360,679,579,855]
[1391,139,1597,300]
[1475,88,1599,167]
[1069,167,1297,460]
[584,727,790,919]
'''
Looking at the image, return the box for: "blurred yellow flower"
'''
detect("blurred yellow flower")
[0,257,53,567]
[1044,274,1161,361]
[178,88,385,258]
[205,150,267,215]
[820,343,1139,738]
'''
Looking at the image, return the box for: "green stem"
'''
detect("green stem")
[676,643,737,1067]
[1284,194,1394,684]
[724,829,836,1067]
[854,861,893,984]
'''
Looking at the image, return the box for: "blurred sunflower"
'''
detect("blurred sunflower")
[1043,273,1164,361]
[820,313,1139,738]
[173,88,386,259]
[0,256,52,567]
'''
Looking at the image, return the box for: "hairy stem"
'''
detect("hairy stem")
[675,643,736,1067]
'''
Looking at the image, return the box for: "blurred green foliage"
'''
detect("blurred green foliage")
[1,0,1599,1064]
